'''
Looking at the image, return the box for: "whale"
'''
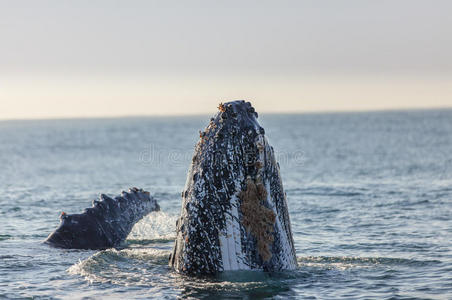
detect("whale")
[169,100,297,275]
[45,188,160,249]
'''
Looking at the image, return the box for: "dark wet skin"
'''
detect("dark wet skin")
[45,188,159,250]
[170,101,297,275]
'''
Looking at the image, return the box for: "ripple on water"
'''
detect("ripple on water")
[67,251,443,299]
[68,248,171,285]
[1,112,452,299]
[297,256,442,270]
[0,234,12,241]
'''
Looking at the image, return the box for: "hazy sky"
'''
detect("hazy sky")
[1,0,451,119]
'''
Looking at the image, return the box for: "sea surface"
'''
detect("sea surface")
[0,110,451,299]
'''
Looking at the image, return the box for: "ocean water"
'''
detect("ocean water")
[0,110,451,299]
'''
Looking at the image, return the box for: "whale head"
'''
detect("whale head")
[169,100,297,275]
[45,188,160,249]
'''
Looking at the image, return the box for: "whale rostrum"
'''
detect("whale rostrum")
[45,188,160,249]
[169,100,297,275]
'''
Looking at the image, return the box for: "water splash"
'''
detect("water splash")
[127,211,177,242]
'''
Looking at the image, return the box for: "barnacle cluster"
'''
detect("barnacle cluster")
[239,177,276,262]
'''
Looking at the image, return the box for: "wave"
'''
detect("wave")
[0,234,12,241]
[68,247,441,286]
[297,256,441,270]
[287,186,366,197]
[125,237,175,246]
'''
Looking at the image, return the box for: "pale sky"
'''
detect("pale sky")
[1,0,451,119]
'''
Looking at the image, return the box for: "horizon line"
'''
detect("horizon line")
[1,106,452,122]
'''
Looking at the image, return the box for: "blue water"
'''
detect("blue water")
[1,110,451,299]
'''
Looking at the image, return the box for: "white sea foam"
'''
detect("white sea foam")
[127,211,177,241]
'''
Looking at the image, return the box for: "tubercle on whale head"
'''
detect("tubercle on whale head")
[197,100,264,145]
[216,100,259,126]
[218,100,258,116]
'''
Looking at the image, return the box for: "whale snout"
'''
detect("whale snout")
[170,101,297,275]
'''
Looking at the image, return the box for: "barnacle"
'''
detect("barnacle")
[218,102,226,112]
